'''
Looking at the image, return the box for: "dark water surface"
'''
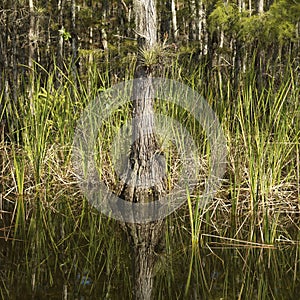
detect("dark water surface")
[1,235,300,299]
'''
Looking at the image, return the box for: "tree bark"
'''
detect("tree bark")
[119,1,166,299]
[100,0,108,50]
[258,0,264,14]
[188,0,197,41]
[171,0,178,41]
[159,0,171,41]
[28,0,36,103]
[28,0,35,69]
[71,0,78,80]
[11,2,18,104]
[57,0,65,71]
[201,3,208,56]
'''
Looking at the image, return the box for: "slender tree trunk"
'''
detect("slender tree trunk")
[101,0,108,50]
[188,0,197,41]
[11,3,18,104]
[233,38,242,90]
[202,4,208,56]
[86,0,94,91]
[219,27,224,49]
[87,24,93,91]
[46,13,51,65]
[28,0,36,103]
[0,8,9,93]
[57,0,65,71]
[71,0,78,80]
[197,0,205,55]
[297,21,300,61]
[171,0,178,41]
[258,0,263,14]
[235,0,245,82]
[0,7,9,138]
[28,0,35,69]
[195,0,202,42]
[159,0,171,41]
[119,0,166,299]
[238,0,242,12]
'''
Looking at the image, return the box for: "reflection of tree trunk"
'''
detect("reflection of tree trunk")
[131,222,163,300]
[119,1,166,299]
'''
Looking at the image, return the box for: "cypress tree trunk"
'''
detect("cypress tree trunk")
[119,1,166,299]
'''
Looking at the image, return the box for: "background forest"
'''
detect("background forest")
[1,0,299,97]
[0,0,300,299]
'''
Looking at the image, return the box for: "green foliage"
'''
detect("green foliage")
[265,0,300,43]
[58,27,72,41]
[208,1,240,34]
[208,0,300,45]
[238,14,274,46]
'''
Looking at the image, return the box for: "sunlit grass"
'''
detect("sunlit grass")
[0,55,299,299]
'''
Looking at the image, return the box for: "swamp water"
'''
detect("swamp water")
[1,199,299,300]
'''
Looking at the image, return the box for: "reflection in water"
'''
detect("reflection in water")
[1,231,300,299]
